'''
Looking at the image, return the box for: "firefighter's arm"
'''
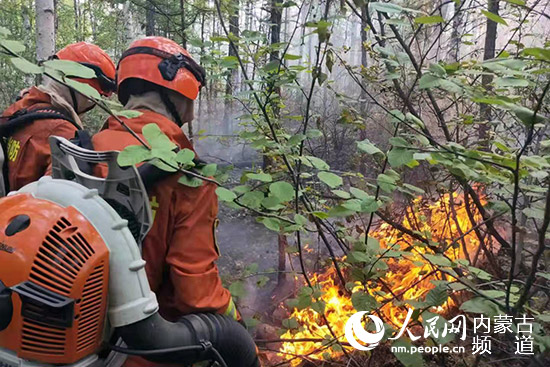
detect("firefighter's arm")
[166,183,237,318]
[44,121,78,176]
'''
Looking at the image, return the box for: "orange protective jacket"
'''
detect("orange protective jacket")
[1,87,79,191]
[92,110,235,323]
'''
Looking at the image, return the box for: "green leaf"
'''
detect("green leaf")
[392,339,425,367]
[312,211,329,219]
[176,149,195,165]
[262,195,283,210]
[44,60,95,79]
[283,53,301,60]
[0,26,11,36]
[10,57,43,74]
[216,187,237,202]
[300,155,330,170]
[229,281,247,299]
[460,297,500,316]
[495,77,528,87]
[467,266,493,281]
[426,284,448,307]
[414,15,444,24]
[259,217,282,232]
[429,63,447,77]
[507,104,543,126]
[306,129,323,138]
[118,145,151,167]
[240,191,264,209]
[178,175,204,188]
[143,123,177,150]
[504,0,525,5]
[151,158,177,172]
[115,110,143,119]
[328,205,356,217]
[201,163,217,177]
[317,171,343,188]
[64,78,101,99]
[357,139,385,158]
[342,199,362,212]
[523,207,545,220]
[419,74,441,89]
[0,39,25,53]
[288,134,306,146]
[311,300,326,314]
[246,172,272,182]
[263,60,280,73]
[294,214,308,225]
[269,181,295,202]
[377,173,398,193]
[350,187,370,200]
[370,2,404,14]
[481,10,508,25]
[438,79,463,94]
[351,291,379,311]
[332,190,350,199]
[282,317,300,330]
[387,148,414,168]
[424,254,452,267]
[522,47,550,62]
[361,197,380,213]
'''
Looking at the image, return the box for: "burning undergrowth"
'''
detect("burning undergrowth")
[278,192,491,365]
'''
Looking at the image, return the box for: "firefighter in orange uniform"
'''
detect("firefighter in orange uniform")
[92,37,242,366]
[1,42,116,191]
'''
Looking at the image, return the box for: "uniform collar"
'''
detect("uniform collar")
[107,109,193,150]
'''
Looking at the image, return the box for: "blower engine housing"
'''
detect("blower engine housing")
[0,193,110,364]
[0,137,260,367]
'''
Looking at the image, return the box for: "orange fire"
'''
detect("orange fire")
[279,192,485,365]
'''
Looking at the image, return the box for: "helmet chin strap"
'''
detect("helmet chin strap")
[159,88,183,127]
[69,88,79,114]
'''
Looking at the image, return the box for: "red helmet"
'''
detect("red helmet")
[56,42,116,96]
[117,37,205,101]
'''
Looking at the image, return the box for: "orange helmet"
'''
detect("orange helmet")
[55,42,116,96]
[117,37,206,101]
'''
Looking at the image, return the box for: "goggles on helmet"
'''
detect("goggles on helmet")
[78,62,117,95]
[47,55,116,95]
[118,46,206,88]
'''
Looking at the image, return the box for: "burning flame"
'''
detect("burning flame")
[279,192,485,365]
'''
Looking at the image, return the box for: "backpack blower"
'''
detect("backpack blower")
[0,137,259,367]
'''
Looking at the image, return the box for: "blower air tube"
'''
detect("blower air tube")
[117,312,260,367]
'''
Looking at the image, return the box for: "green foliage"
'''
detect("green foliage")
[2,1,550,364]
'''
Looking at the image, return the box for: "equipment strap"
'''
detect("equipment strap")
[0,107,80,138]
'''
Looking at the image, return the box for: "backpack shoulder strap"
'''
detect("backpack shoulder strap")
[0,107,80,138]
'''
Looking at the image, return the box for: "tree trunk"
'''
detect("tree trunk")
[35,0,56,63]
[448,0,463,62]
[73,0,80,42]
[356,5,370,175]
[277,234,288,287]
[198,11,206,131]
[22,4,35,85]
[123,1,140,48]
[146,1,155,36]
[478,0,499,147]
[180,0,187,48]
[223,0,239,135]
